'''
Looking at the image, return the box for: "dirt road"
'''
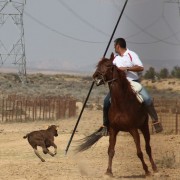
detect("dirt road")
[0,109,180,180]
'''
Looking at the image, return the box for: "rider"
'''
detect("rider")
[100,37,163,135]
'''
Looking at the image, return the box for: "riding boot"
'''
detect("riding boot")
[101,106,109,136]
[145,103,163,133]
[98,115,109,136]
[98,93,110,136]
[103,102,110,127]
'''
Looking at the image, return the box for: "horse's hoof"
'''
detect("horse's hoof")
[145,171,151,176]
[152,166,158,173]
[41,159,45,162]
[105,171,113,177]
[153,171,161,178]
[153,169,158,173]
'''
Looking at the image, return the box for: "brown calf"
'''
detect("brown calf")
[23,125,58,162]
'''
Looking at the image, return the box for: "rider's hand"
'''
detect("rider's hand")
[118,67,127,72]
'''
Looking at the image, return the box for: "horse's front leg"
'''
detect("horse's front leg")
[106,128,118,176]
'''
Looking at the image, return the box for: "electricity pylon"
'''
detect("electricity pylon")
[0,0,27,83]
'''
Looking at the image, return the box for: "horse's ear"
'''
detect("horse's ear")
[110,52,114,61]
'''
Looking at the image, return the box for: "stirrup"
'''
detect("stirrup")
[152,122,163,133]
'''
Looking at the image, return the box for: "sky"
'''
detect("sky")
[1,0,180,74]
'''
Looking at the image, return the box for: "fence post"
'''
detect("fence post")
[51,99,54,120]
[69,99,76,117]
[175,100,178,135]
[48,99,51,120]
[20,101,22,122]
[43,99,45,120]
[12,100,15,121]
[15,100,18,121]
[2,98,4,122]
[5,98,8,122]
[25,100,27,121]
[34,100,37,120]
[32,100,35,121]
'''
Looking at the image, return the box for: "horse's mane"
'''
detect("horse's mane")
[96,57,112,68]
[113,65,138,101]
[113,65,129,87]
[97,56,139,102]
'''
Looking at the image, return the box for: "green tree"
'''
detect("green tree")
[144,67,156,80]
[171,66,180,78]
[159,68,169,78]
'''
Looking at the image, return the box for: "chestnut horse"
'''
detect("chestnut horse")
[77,53,157,176]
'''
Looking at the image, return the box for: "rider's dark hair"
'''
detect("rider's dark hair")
[114,38,126,49]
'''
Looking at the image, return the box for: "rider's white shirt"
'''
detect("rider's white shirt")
[113,49,143,81]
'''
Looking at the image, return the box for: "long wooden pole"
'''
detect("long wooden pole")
[65,0,129,155]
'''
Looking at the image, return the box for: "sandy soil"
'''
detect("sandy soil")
[0,108,180,180]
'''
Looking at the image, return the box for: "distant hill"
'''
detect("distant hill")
[0,72,179,102]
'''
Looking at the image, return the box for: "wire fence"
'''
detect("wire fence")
[151,98,180,134]
[93,97,180,135]
[0,94,76,122]
[0,94,179,134]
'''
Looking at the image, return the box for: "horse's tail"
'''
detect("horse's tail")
[76,128,104,152]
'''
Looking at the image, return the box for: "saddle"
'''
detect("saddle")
[129,80,143,103]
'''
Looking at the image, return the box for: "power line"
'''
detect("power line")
[24,11,107,44]
[55,0,110,37]
[162,1,180,43]
[165,0,180,16]
[112,0,180,46]
[25,1,180,46]
[125,14,180,46]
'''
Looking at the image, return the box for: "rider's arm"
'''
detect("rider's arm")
[126,51,144,72]
[126,65,144,72]
[118,65,143,72]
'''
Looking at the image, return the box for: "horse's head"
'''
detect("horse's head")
[93,53,114,86]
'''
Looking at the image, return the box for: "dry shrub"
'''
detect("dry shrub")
[156,152,176,168]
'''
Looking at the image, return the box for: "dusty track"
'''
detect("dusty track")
[0,109,180,180]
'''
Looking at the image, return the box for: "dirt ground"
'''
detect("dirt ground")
[0,108,180,180]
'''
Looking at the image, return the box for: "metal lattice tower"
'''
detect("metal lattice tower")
[0,0,26,82]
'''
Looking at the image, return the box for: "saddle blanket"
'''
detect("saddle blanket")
[129,80,143,103]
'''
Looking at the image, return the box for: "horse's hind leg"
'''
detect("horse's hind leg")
[129,129,150,176]
[106,129,118,176]
[140,121,158,172]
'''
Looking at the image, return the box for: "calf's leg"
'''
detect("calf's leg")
[34,148,45,162]
[43,145,55,157]
[46,141,57,155]
[46,148,55,157]
[51,142,57,155]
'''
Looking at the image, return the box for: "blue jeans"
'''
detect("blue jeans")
[103,84,153,126]
[103,92,111,126]
[139,86,152,106]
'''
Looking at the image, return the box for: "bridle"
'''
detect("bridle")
[94,65,117,86]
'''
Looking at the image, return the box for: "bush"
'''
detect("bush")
[143,67,156,80]
[171,66,180,78]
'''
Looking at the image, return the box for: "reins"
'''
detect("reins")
[96,63,118,85]
[106,78,117,84]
